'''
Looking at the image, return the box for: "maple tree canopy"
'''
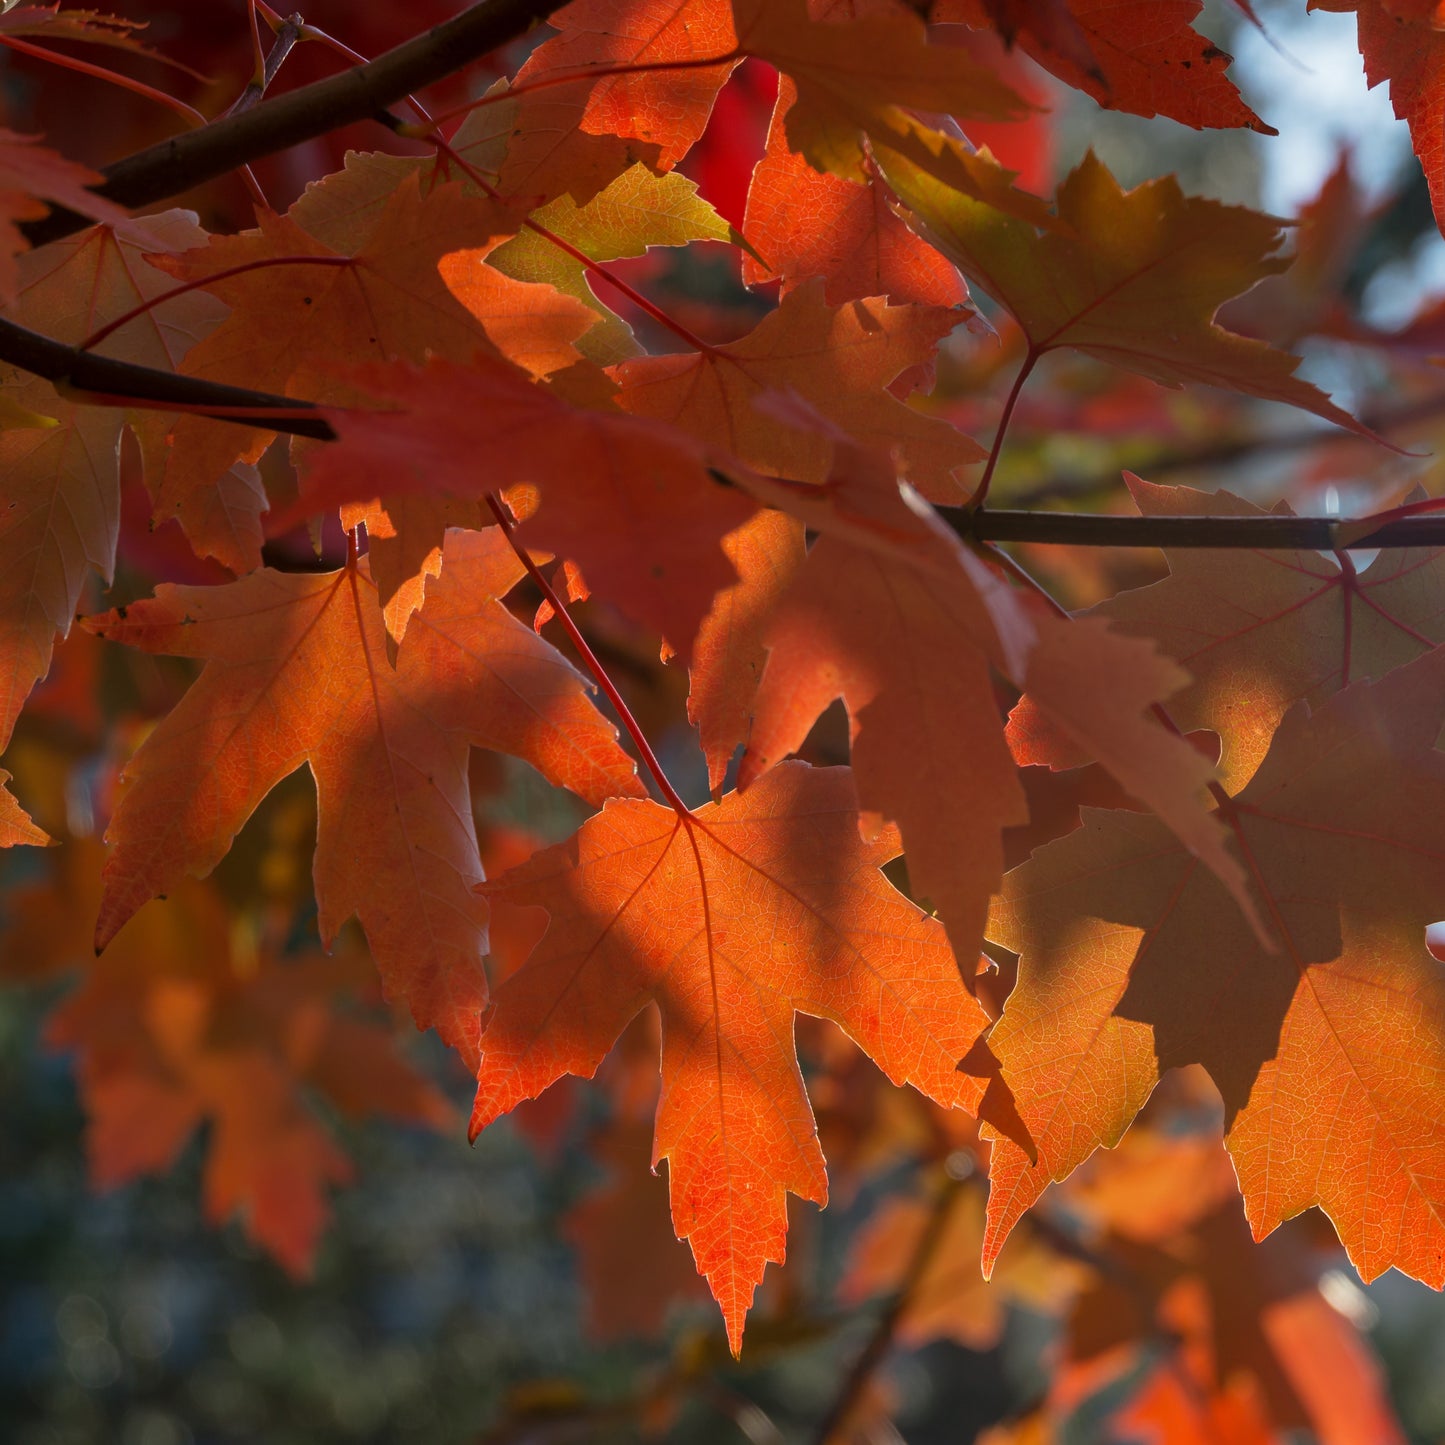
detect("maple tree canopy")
[3,1,1445,1437]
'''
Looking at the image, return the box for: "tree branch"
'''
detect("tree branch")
[18,0,567,249]
[0,316,335,438]
[956,508,1445,550]
[810,1167,967,1445]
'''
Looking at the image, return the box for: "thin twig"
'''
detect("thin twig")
[955,508,1445,549]
[970,351,1036,507]
[18,0,568,248]
[811,1168,968,1445]
[224,11,305,119]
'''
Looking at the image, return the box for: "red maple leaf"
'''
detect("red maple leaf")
[470,763,1012,1353]
[86,528,644,1066]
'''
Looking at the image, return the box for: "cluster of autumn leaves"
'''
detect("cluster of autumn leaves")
[1,0,1444,1430]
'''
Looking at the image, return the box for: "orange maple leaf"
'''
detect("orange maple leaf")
[739,436,1246,970]
[741,75,971,309]
[514,0,1039,220]
[0,6,173,58]
[610,280,984,503]
[86,528,644,1067]
[511,0,741,174]
[1008,478,1445,791]
[469,763,1006,1353]
[689,509,806,796]
[145,165,594,574]
[1009,611,1249,927]
[1065,1127,1406,1443]
[883,149,1375,438]
[735,0,1030,179]
[740,468,1029,971]
[983,644,1445,1295]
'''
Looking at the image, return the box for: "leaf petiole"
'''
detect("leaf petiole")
[485,492,692,818]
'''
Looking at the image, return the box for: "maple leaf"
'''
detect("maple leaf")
[1008,478,1445,791]
[0,129,129,301]
[146,165,595,573]
[757,0,1071,240]
[513,0,1040,214]
[938,0,1272,133]
[469,763,1006,1353]
[274,153,747,640]
[734,0,1030,180]
[339,491,489,647]
[85,528,645,1068]
[0,6,174,57]
[246,150,572,380]
[511,0,741,174]
[740,464,1029,971]
[610,280,983,503]
[1065,1128,1406,1443]
[0,768,47,845]
[1314,1,1445,232]
[883,149,1375,437]
[739,435,1246,970]
[1219,153,1375,348]
[741,75,971,309]
[531,0,1046,211]
[982,645,1445,1295]
[0,210,222,768]
[491,85,666,216]
[3,847,452,1274]
[488,163,744,365]
[1010,610,1251,927]
[290,352,759,663]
